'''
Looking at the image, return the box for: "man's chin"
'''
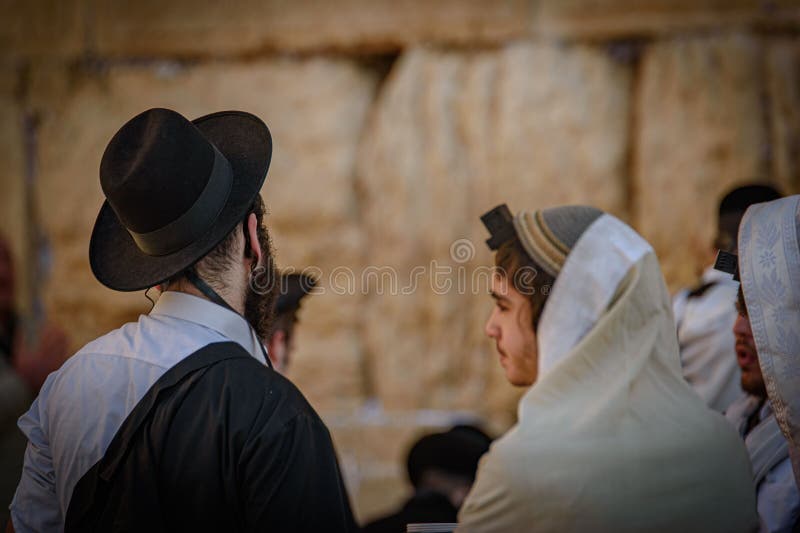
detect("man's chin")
[741,375,767,398]
[505,371,535,388]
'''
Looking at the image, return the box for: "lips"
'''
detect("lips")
[736,344,757,370]
[496,346,508,366]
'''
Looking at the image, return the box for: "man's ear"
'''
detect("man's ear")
[245,213,262,267]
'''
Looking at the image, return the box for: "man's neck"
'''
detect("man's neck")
[165,278,245,315]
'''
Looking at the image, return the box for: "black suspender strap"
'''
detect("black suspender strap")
[185,268,273,369]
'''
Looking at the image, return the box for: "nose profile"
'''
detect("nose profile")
[485,309,499,339]
[732,314,748,337]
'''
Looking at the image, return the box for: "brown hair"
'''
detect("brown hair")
[196,194,269,280]
[736,285,748,317]
[494,237,556,331]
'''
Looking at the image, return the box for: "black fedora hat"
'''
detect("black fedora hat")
[89,108,272,291]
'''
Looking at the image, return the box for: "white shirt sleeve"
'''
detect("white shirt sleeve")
[10,393,63,533]
[757,456,800,533]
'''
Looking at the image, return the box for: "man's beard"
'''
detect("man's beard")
[741,371,767,398]
[244,224,278,342]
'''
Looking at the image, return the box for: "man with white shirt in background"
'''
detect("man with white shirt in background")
[673,184,782,412]
[7,108,355,533]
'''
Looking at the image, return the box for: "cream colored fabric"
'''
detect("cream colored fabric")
[536,215,651,375]
[458,215,757,533]
[739,195,800,489]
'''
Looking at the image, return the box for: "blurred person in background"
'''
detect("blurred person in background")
[724,194,800,531]
[0,236,69,392]
[0,238,31,533]
[673,184,782,412]
[7,108,355,533]
[362,425,491,533]
[456,204,757,532]
[265,272,316,373]
[724,286,800,532]
[0,236,68,529]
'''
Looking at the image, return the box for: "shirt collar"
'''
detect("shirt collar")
[701,265,738,284]
[151,291,267,365]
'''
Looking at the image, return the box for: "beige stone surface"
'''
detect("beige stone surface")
[34,58,378,375]
[0,68,29,316]
[634,34,770,290]
[25,61,75,116]
[534,0,800,39]
[767,39,800,194]
[357,43,631,412]
[0,0,85,60]
[8,0,798,59]
[286,315,365,409]
[94,0,531,57]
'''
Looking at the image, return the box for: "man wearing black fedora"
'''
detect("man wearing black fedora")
[7,108,356,533]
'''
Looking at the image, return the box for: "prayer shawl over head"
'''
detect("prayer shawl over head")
[458,214,757,533]
[739,195,800,490]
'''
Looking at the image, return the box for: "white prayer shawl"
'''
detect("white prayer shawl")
[458,215,757,533]
[725,394,799,532]
[673,267,741,412]
[739,195,800,490]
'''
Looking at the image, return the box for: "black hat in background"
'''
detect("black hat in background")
[90,108,272,291]
[275,273,317,315]
[716,184,782,252]
[406,426,492,489]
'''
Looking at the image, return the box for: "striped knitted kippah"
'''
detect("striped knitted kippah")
[512,206,604,277]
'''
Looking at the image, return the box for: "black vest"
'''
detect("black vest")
[64,342,356,533]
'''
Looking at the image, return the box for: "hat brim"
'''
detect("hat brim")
[89,111,272,292]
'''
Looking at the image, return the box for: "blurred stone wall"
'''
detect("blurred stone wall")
[2,0,799,522]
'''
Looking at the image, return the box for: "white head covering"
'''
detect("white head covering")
[459,213,757,532]
[536,215,652,375]
[738,195,800,488]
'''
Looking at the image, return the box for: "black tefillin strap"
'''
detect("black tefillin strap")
[184,268,273,369]
[713,250,740,282]
[481,204,517,251]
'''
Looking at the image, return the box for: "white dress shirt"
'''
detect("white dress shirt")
[673,266,741,412]
[9,291,266,533]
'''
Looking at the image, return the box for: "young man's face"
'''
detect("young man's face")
[485,272,538,387]
[734,288,766,398]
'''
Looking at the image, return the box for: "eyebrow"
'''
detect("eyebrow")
[490,291,510,303]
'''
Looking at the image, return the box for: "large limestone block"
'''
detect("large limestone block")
[767,39,800,193]
[0,0,85,60]
[533,0,800,40]
[483,43,632,215]
[634,34,769,290]
[34,57,377,396]
[358,43,631,411]
[94,0,530,57]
